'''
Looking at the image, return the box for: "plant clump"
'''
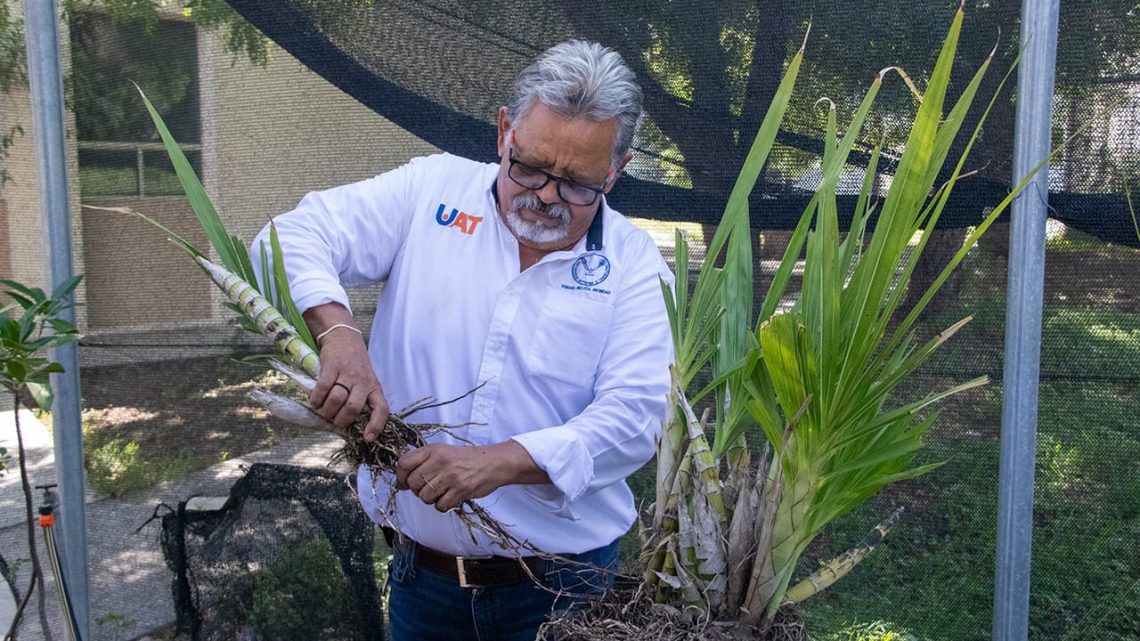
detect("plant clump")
[540,588,806,641]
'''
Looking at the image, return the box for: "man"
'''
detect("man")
[254,40,672,640]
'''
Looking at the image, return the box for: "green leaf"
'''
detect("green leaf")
[0,288,35,311]
[48,318,78,335]
[25,381,53,410]
[136,85,254,283]
[6,360,26,381]
[16,309,37,342]
[50,274,83,301]
[758,314,810,437]
[86,203,204,257]
[258,239,274,300]
[269,222,316,350]
[714,32,806,381]
[231,234,258,288]
[0,279,46,305]
[0,315,18,342]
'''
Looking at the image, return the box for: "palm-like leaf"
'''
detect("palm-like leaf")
[741,7,1041,618]
[135,87,316,350]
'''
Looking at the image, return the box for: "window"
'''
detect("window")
[70,10,200,198]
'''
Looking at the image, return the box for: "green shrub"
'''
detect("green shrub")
[248,537,361,641]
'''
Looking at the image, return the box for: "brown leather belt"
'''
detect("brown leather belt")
[408,541,546,588]
[382,527,570,588]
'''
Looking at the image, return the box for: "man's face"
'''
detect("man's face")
[496,103,627,254]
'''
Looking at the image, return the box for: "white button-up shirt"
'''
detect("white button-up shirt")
[254,153,673,556]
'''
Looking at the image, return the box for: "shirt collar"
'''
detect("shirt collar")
[490,179,605,253]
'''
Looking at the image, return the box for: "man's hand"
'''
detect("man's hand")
[395,441,551,512]
[305,304,390,441]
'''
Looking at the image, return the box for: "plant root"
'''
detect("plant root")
[539,587,806,641]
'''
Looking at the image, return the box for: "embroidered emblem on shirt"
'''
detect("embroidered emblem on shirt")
[571,253,612,287]
[435,203,484,236]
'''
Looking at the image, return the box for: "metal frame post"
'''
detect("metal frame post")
[994,1,1061,639]
[23,1,90,638]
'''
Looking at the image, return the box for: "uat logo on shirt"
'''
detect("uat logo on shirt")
[435,203,484,236]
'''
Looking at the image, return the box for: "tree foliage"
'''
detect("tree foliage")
[0,276,82,408]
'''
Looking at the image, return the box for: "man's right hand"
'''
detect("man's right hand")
[305,304,391,442]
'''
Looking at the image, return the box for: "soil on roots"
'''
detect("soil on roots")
[331,412,427,471]
[539,588,806,641]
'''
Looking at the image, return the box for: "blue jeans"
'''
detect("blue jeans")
[386,536,619,641]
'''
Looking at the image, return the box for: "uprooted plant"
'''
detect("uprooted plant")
[545,5,1062,640]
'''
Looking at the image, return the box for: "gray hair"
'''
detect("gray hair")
[507,40,643,164]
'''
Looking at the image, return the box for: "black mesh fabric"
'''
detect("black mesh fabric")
[223,0,1139,244]
[159,464,383,641]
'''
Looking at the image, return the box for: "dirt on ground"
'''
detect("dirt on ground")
[73,354,312,495]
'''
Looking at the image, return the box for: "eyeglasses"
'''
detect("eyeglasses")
[507,151,608,207]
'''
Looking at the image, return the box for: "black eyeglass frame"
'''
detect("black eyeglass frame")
[506,151,609,207]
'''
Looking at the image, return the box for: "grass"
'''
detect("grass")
[799,373,1140,641]
[786,233,1140,640]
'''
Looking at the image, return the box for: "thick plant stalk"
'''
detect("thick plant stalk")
[739,446,784,627]
[661,407,728,611]
[649,442,693,599]
[195,256,320,377]
[721,435,751,531]
[266,358,318,392]
[682,432,728,612]
[764,466,818,616]
[645,388,697,590]
[655,371,690,529]
[685,407,726,527]
[673,504,710,606]
[725,442,770,613]
[784,506,904,604]
[248,388,349,438]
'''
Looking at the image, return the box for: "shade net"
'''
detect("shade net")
[0,0,1137,640]
[159,463,383,641]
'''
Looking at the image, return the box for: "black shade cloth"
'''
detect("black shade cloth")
[222,0,1139,246]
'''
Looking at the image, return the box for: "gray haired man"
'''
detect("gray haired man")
[256,40,673,640]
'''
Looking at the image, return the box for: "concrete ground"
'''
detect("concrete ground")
[0,409,351,641]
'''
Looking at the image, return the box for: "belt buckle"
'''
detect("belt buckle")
[456,556,491,588]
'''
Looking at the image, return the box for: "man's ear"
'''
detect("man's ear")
[497,106,510,157]
[603,150,635,194]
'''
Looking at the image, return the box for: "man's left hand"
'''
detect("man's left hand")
[395,441,550,512]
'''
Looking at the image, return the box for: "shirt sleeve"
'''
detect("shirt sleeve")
[511,235,674,516]
[250,158,424,313]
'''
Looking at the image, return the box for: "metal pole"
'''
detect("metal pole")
[23,1,90,639]
[994,1,1060,640]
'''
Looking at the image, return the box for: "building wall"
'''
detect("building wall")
[5,5,442,363]
[0,1,88,330]
[80,196,212,329]
[200,30,439,330]
[60,20,438,366]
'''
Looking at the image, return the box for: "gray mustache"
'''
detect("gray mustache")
[512,193,570,224]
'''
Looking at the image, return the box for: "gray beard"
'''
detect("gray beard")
[506,193,572,245]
